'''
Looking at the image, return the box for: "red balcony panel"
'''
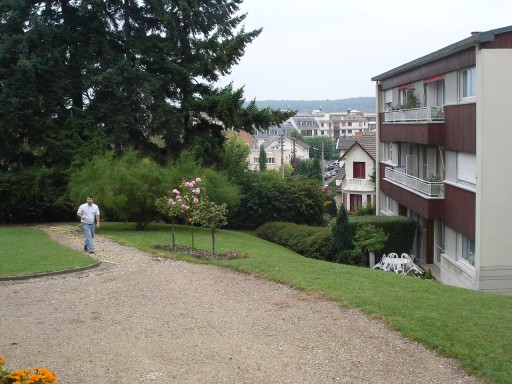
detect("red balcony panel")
[444,103,476,153]
[444,184,475,238]
[380,116,444,145]
[380,177,444,220]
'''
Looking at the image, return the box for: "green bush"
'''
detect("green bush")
[336,249,362,265]
[256,222,332,260]
[229,172,325,228]
[349,215,416,255]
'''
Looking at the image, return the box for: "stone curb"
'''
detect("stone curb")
[0,261,102,282]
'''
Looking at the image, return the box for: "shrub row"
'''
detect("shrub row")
[257,215,417,265]
[255,222,332,260]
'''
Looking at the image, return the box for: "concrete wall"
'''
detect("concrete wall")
[475,48,512,294]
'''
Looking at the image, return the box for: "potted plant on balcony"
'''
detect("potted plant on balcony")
[427,174,442,182]
[401,88,420,109]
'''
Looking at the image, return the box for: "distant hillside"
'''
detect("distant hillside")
[248,97,375,113]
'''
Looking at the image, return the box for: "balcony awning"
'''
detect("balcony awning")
[398,82,414,89]
[423,74,445,83]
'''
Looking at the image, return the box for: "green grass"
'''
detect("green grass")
[100,222,512,384]
[0,227,96,277]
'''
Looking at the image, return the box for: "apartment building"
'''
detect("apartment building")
[372,25,512,294]
[287,110,371,140]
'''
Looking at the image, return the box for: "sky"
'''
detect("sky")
[219,0,512,101]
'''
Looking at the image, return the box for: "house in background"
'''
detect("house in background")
[249,125,309,171]
[372,25,512,295]
[334,130,376,211]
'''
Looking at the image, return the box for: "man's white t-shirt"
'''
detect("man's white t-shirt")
[77,203,100,224]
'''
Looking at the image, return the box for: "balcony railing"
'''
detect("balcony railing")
[384,106,444,123]
[345,178,375,191]
[384,167,444,198]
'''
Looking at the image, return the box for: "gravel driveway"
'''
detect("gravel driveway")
[0,225,484,383]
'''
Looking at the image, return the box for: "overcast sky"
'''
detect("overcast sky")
[219,0,512,100]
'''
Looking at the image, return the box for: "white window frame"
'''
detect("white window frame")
[382,142,393,163]
[460,67,476,100]
[457,152,476,187]
[457,233,475,267]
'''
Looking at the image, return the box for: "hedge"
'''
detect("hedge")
[257,216,417,264]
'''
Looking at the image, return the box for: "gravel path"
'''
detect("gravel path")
[0,224,484,384]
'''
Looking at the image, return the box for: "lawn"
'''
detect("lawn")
[101,222,512,384]
[0,227,96,277]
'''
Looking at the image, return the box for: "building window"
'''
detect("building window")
[353,162,365,179]
[399,88,408,105]
[461,67,476,99]
[267,158,275,164]
[457,233,475,266]
[383,142,393,162]
[384,89,393,110]
[253,158,258,164]
[457,152,476,186]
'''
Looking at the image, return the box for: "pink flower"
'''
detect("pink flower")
[195,177,201,182]
[172,189,180,195]
[168,198,174,204]
[183,182,190,188]
[190,180,196,186]
[181,204,189,210]
[193,188,200,194]
[193,198,199,204]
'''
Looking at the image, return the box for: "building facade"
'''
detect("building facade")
[250,125,309,171]
[372,26,512,294]
[334,130,376,212]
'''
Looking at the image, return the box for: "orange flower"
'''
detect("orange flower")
[0,356,4,366]
[6,369,31,381]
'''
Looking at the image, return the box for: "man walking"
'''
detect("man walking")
[77,195,100,254]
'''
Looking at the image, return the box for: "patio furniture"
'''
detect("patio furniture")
[372,252,424,275]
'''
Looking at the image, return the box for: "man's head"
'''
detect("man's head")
[86,195,94,206]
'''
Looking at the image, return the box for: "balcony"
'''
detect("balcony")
[384,167,444,198]
[384,106,444,123]
[344,178,375,191]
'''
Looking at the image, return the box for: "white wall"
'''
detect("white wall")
[474,48,512,294]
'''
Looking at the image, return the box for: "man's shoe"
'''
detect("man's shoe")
[89,251,95,255]
[84,244,88,251]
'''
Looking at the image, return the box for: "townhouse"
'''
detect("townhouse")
[334,130,376,212]
[372,25,512,294]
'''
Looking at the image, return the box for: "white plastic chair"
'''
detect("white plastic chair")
[401,253,424,275]
[373,254,387,269]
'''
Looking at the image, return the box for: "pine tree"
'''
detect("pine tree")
[331,204,353,261]
[0,0,294,222]
[259,144,267,171]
